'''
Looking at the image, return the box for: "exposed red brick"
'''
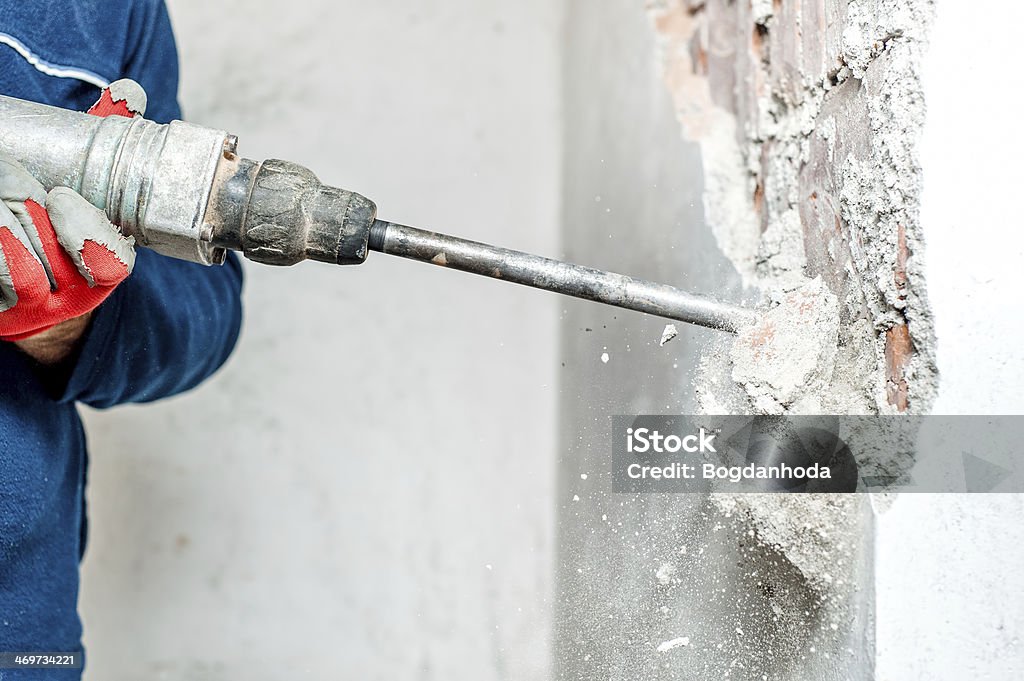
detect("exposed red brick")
[885,324,913,411]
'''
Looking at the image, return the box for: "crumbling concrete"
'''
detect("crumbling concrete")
[651,0,937,413]
[646,0,937,677]
[557,0,908,677]
[650,0,937,416]
[561,1,954,679]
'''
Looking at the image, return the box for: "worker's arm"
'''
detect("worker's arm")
[2,80,149,366]
[59,248,243,407]
[0,93,243,406]
[0,0,243,405]
[74,0,245,403]
[61,0,245,407]
[59,43,245,409]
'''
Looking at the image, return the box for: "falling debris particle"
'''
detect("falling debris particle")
[655,562,677,585]
[580,473,588,480]
[485,564,493,571]
[572,494,580,502]
[600,352,610,363]
[657,636,690,652]
[659,324,678,346]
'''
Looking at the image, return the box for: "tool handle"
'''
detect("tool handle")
[0,93,229,264]
[0,94,378,268]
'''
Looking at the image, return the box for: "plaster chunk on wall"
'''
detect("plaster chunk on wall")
[756,208,808,295]
[731,278,840,414]
[841,0,931,79]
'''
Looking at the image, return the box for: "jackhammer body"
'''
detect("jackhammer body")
[0,94,755,333]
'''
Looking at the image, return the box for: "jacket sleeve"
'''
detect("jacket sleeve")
[59,250,243,408]
[58,0,244,408]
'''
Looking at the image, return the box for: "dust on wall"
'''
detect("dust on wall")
[643,1,937,677]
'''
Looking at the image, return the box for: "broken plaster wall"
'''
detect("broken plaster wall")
[648,1,941,679]
[644,1,1024,680]
[557,0,882,679]
[652,0,938,416]
[563,0,935,679]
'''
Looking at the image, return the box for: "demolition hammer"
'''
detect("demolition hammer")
[0,94,755,333]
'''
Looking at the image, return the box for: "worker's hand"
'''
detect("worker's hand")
[0,79,146,363]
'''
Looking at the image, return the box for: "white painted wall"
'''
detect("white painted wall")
[875,2,1024,678]
[78,1,561,679]
[922,2,1024,416]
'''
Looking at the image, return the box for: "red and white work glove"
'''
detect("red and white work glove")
[0,79,147,341]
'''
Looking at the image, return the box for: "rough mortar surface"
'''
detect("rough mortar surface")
[646,1,938,678]
[651,0,937,417]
